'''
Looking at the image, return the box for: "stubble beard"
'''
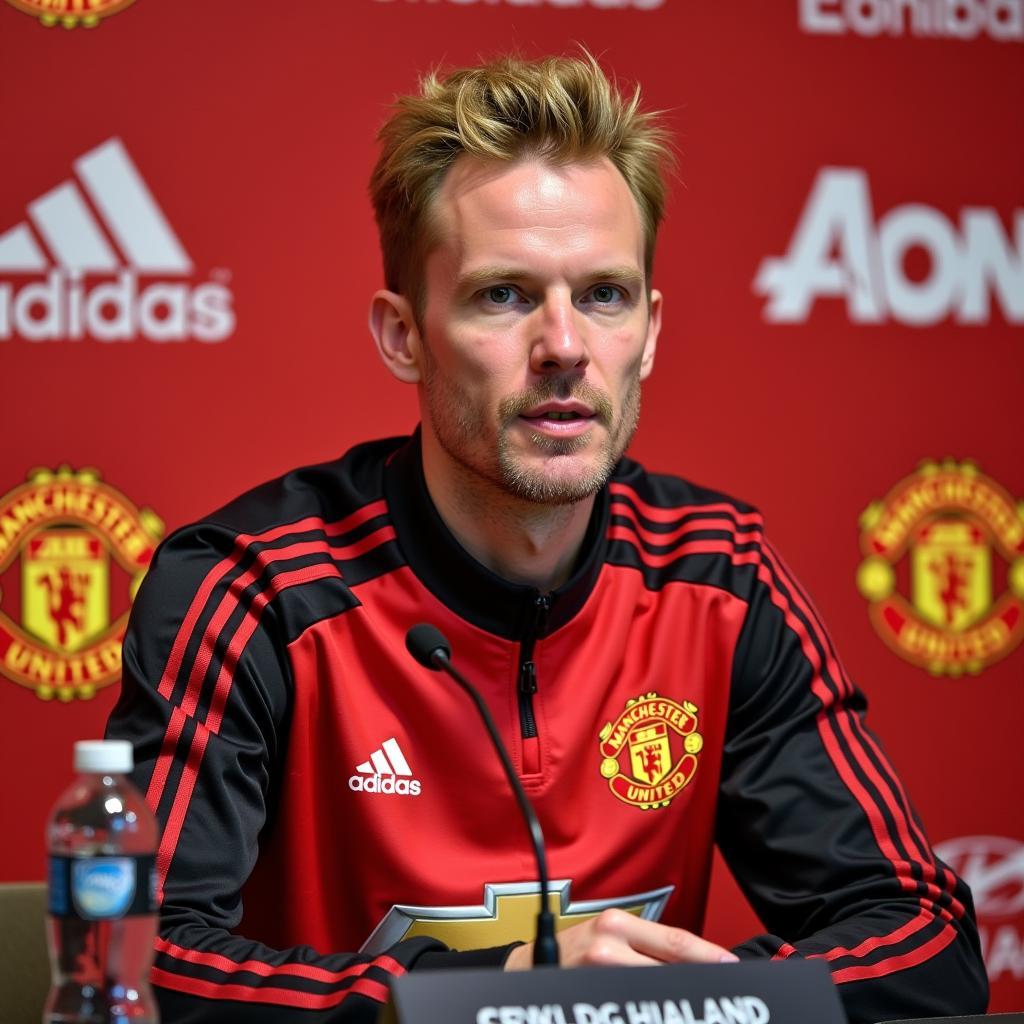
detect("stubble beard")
[422,352,641,506]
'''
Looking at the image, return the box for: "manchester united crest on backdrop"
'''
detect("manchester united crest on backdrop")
[3,0,137,28]
[857,460,1024,676]
[598,692,703,811]
[0,467,162,700]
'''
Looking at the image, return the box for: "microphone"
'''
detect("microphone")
[406,623,560,968]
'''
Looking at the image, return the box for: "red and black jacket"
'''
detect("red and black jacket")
[106,433,988,1023]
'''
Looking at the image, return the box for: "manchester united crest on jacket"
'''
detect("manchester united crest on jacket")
[598,692,702,810]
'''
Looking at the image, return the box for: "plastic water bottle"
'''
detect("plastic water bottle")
[44,740,159,1024]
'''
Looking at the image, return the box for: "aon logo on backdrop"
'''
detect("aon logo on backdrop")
[754,168,1023,326]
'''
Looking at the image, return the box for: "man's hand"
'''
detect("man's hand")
[504,909,740,970]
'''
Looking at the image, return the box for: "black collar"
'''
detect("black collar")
[384,432,610,641]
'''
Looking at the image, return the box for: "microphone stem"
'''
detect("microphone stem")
[433,650,560,967]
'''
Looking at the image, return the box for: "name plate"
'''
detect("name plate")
[380,960,846,1024]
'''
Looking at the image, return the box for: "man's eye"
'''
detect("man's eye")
[589,285,624,304]
[484,286,519,305]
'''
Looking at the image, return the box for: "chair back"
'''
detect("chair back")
[0,882,50,1024]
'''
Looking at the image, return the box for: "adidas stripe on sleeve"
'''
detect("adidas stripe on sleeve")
[107,515,449,1024]
[717,533,987,1022]
[606,466,986,1023]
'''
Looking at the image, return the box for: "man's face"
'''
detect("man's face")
[417,155,661,505]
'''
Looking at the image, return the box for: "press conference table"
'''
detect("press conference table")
[2,883,1019,1024]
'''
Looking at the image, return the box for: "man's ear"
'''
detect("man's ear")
[639,288,662,381]
[369,290,423,384]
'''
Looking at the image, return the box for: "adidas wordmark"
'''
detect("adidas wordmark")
[0,138,235,343]
[348,737,422,796]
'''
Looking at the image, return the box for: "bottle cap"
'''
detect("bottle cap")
[74,740,134,774]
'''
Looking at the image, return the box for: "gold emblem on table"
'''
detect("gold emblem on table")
[599,692,702,810]
[362,880,674,954]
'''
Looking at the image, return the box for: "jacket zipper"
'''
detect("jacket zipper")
[517,594,550,739]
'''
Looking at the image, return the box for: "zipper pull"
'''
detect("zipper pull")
[519,660,538,695]
[534,594,551,632]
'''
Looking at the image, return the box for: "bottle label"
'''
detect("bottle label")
[48,854,157,919]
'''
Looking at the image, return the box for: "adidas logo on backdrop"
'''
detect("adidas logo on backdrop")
[0,138,235,343]
[348,737,422,796]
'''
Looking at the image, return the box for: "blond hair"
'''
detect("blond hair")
[370,52,674,310]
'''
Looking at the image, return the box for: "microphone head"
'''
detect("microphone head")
[406,623,451,669]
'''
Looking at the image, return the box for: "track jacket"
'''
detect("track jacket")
[106,433,988,1024]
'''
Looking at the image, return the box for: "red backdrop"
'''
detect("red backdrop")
[1,0,1021,1011]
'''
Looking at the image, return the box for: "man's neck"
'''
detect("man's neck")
[420,442,596,594]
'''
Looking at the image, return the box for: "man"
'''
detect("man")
[108,53,988,1023]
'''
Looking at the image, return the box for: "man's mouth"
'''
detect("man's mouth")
[524,411,589,421]
[514,402,601,442]
[519,402,597,423]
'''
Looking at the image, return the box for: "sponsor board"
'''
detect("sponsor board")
[936,835,1024,981]
[0,138,235,343]
[0,466,162,700]
[754,168,1024,326]
[799,0,1024,41]
[857,460,1024,675]
[4,0,136,28]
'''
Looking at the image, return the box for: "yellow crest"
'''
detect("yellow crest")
[857,460,1024,676]
[598,692,703,811]
[628,721,674,787]
[0,467,163,701]
[911,518,991,632]
[22,528,110,651]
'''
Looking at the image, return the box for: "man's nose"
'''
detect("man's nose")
[530,291,590,373]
